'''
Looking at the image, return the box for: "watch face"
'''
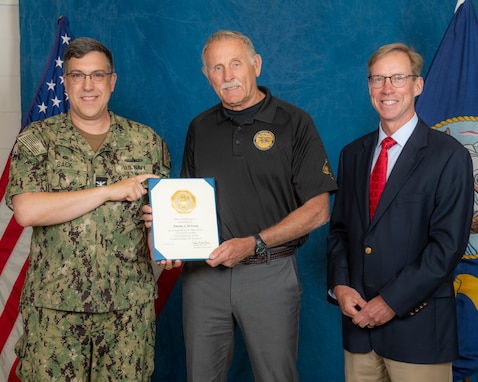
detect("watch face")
[254,234,267,256]
[255,242,267,256]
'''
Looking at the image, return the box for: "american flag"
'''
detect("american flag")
[0,15,73,381]
[0,16,182,381]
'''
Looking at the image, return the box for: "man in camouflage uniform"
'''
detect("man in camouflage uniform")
[6,37,173,381]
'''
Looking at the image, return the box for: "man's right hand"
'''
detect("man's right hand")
[108,174,158,202]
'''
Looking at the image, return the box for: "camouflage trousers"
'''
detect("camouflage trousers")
[15,301,156,382]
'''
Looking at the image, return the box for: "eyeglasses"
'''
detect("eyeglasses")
[368,74,418,88]
[65,71,113,83]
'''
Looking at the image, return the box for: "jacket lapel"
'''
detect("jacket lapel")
[357,133,378,230]
[370,120,428,227]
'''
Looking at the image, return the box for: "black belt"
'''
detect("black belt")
[240,246,296,265]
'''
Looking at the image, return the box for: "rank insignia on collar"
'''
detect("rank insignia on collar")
[253,130,275,151]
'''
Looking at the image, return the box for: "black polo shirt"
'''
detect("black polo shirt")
[181,86,337,246]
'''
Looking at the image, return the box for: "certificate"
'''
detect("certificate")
[148,178,219,261]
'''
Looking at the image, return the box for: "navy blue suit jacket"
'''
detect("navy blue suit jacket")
[327,118,474,363]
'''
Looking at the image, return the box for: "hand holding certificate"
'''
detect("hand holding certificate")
[148,178,219,261]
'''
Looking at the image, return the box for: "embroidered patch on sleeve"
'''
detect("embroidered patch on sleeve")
[18,132,47,155]
[162,140,171,169]
[322,159,335,180]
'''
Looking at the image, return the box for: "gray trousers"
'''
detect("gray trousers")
[182,255,302,382]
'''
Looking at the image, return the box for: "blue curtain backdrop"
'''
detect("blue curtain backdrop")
[18,1,477,381]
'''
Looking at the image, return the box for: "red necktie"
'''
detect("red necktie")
[369,137,397,221]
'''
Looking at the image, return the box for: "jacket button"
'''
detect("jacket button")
[365,247,372,255]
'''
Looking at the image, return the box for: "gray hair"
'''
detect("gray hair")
[201,30,257,67]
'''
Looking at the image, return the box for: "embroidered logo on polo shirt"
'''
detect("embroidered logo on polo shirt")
[253,130,275,151]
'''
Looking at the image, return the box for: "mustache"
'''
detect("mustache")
[221,80,242,90]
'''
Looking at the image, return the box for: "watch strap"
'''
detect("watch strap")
[253,233,263,245]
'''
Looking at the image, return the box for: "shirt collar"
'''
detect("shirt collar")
[378,113,418,148]
[217,86,275,125]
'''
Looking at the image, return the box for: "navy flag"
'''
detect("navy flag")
[415,1,478,380]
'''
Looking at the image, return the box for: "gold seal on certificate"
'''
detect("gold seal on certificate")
[148,178,219,261]
[171,190,196,213]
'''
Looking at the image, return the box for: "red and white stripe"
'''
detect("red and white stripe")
[0,157,31,382]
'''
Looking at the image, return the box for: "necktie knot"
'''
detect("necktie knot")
[381,136,396,151]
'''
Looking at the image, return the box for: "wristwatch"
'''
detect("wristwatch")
[253,233,267,256]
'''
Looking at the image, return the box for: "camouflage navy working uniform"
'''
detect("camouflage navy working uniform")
[6,111,170,381]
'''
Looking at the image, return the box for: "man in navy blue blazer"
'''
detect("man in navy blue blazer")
[327,43,474,381]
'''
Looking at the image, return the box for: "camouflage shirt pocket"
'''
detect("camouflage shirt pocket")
[47,165,90,192]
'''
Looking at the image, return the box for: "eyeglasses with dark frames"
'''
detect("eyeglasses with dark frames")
[368,74,419,88]
[65,71,113,83]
